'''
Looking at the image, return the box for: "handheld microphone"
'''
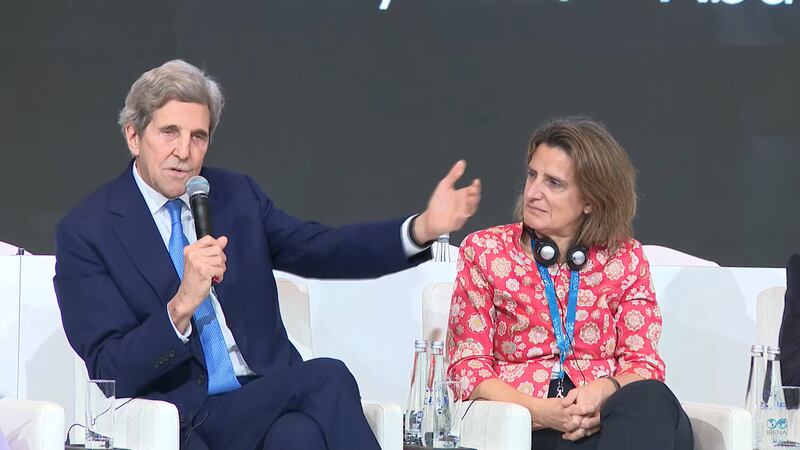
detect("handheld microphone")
[186,176,213,238]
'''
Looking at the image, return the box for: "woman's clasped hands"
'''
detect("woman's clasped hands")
[532,377,618,441]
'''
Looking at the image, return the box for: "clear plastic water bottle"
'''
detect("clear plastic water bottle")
[427,341,453,446]
[422,342,446,446]
[746,344,766,449]
[403,340,429,446]
[434,234,451,263]
[764,346,789,448]
[421,387,435,447]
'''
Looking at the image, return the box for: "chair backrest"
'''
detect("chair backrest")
[276,278,313,361]
[71,277,313,441]
[421,282,454,353]
[0,241,29,256]
[756,286,786,347]
[642,245,719,267]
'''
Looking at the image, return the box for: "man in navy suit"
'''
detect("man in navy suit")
[781,254,800,387]
[54,60,481,450]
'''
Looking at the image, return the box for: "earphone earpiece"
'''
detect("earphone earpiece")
[525,225,588,271]
[566,245,588,271]
[533,235,560,267]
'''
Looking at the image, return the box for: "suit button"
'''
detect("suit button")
[197,374,206,385]
[169,350,176,357]
[154,362,161,368]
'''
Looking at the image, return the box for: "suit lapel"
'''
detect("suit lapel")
[107,164,208,368]
[107,165,180,306]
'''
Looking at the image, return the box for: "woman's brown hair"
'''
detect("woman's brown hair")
[515,117,637,250]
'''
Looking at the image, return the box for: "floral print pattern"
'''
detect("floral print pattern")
[447,223,666,400]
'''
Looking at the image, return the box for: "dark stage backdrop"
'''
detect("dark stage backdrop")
[1,0,798,266]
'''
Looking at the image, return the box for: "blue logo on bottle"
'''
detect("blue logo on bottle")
[767,418,788,430]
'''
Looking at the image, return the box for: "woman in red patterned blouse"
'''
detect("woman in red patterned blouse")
[447,118,693,449]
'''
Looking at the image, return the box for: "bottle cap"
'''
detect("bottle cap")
[414,339,428,350]
[431,341,444,350]
[751,344,765,354]
[767,345,781,355]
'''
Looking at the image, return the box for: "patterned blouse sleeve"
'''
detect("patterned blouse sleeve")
[612,241,667,381]
[447,233,499,399]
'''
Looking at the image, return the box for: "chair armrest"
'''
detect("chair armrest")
[113,398,180,450]
[682,402,752,450]
[462,400,531,450]
[361,400,402,450]
[0,399,65,450]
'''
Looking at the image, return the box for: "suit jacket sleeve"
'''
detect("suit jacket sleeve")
[246,176,430,277]
[53,219,191,399]
[780,254,800,386]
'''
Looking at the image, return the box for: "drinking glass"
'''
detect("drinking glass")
[432,380,464,448]
[85,379,115,449]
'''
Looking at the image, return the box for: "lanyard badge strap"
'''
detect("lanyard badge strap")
[535,261,580,388]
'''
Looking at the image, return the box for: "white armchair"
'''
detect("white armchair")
[276,278,402,450]
[423,281,752,450]
[277,278,403,450]
[71,354,180,450]
[422,283,532,450]
[0,398,64,450]
[69,277,400,450]
[642,245,719,267]
[682,402,751,450]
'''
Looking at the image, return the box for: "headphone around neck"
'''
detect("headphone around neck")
[524,225,588,272]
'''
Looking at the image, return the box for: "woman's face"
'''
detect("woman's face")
[523,144,590,240]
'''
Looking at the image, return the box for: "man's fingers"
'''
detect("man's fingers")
[457,179,481,196]
[441,160,466,186]
[194,235,217,246]
[189,247,227,263]
[187,237,228,259]
[470,178,481,193]
[464,194,479,215]
[212,265,225,283]
[191,235,228,249]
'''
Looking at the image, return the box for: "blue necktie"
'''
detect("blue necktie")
[165,199,241,395]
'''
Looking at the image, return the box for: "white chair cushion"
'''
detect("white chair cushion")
[682,402,751,450]
[361,400,402,450]
[0,399,64,450]
[463,400,531,450]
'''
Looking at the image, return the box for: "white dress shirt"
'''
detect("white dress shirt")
[132,163,427,376]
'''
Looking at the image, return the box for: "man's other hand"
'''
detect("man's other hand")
[413,160,481,244]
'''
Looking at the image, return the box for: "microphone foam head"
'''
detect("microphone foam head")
[186,176,210,197]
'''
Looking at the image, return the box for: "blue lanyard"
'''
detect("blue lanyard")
[534,254,580,382]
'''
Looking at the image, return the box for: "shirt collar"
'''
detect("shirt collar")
[132,161,190,215]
